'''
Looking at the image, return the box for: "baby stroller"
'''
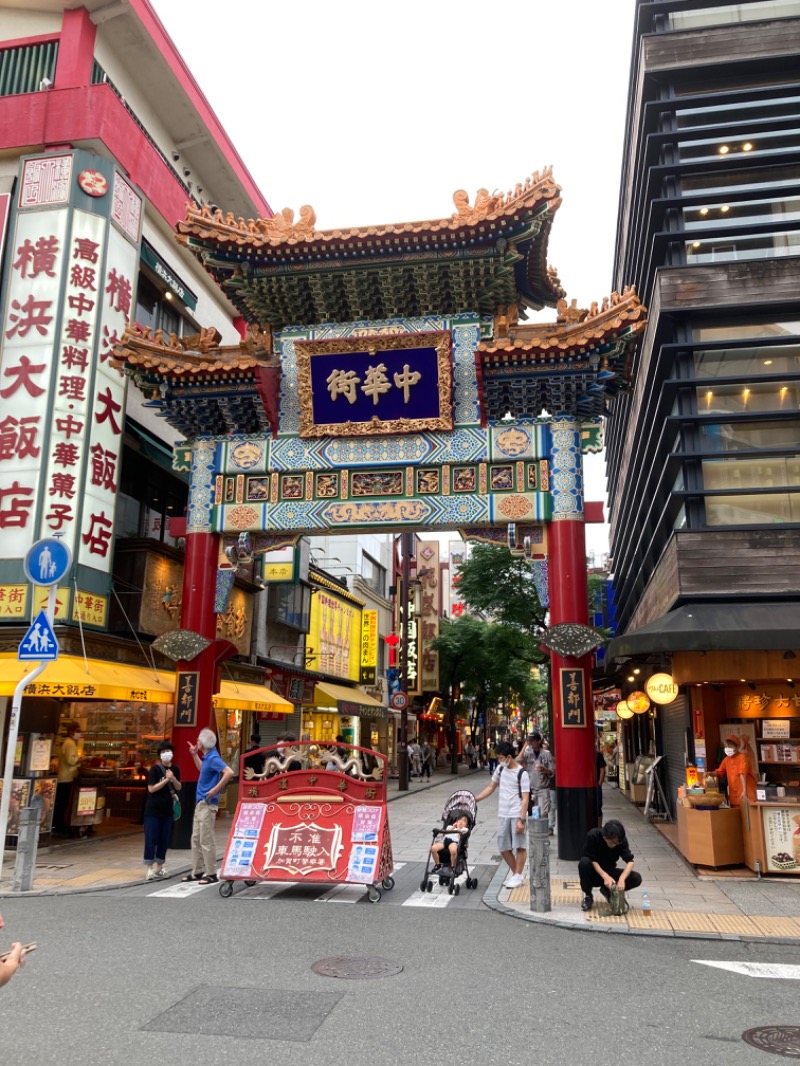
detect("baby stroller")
[420,789,479,896]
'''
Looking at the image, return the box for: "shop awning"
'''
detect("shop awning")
[314,681,386,717]
[606,602,800,660]
[213,680,293,714]
[0,655,175,702]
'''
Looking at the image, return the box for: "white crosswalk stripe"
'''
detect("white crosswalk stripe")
[694,961,800,979]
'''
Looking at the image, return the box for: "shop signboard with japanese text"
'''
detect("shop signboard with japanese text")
[0,151,142,618]
[306,586,361,681]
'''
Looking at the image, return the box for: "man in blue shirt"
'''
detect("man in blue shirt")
[181,728,233,885]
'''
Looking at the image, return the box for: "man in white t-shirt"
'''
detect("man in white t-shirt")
[474,740,530,889]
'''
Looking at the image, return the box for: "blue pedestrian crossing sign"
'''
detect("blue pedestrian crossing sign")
[24,538,72,587]
[18,610,59,661]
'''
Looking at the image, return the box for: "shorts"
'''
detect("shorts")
[497,817,527,852]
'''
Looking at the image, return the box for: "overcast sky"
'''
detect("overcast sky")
[151,0,637,560]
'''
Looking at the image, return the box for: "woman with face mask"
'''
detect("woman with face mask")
[142,741,182,880]
[709,734,756,808]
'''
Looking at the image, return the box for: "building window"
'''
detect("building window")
[678,128,800,164]
[691,319,800,341]
[692,343,800,377]
[134,273,190,337]
[669,1,800,31]
[696,380,799,416]
[676,96,800,130]
[361,553,386,597]
[702,455,800,490]
[705,492,800,525]
[682,195,800,230]
[685,230,800,262]
[680,165,800,196]
[699,419,800,451]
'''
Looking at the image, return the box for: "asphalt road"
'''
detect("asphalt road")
[2,880,800,1066]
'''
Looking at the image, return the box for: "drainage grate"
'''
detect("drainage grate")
[742,1027,800,1059]
[141,986,343,1042]
[311,956,403,980]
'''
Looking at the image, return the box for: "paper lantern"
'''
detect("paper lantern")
[626,690,651,714]
[616,700,633,720]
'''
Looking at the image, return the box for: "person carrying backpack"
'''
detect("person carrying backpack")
[474,740,530,890]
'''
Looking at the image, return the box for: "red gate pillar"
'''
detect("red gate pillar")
[548,420,597,860]
[170,443,230,846]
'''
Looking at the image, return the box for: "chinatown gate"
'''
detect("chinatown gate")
[113,170,645,858]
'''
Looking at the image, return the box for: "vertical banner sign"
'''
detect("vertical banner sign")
[360,609,378,685]
[175,672,200,727]
[417,542,440,692]
[560,667,587,728]
[0,151,142,620]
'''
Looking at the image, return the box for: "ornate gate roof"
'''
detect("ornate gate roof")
[176,169,565,330]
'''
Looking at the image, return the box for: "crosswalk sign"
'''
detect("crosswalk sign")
[18,610,59,662]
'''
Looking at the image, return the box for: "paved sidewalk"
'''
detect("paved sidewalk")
[4,766,800,943]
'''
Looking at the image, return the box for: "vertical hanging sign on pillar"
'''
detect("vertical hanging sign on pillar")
[175,672,200,727]
[559,667,587,728]
[360,609,378,685]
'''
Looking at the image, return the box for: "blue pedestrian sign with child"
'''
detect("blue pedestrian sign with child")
[23,538,72,587]
[18,610,59,661]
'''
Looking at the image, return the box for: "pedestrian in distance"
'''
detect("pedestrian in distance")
[420,739,434,780]
[53,720,82,835]
[181,728,233,885]
[578,818,642,912]
[518,731,554,830]
[474,740,530,890]
[143,741,182,881]
[487,742,497,773]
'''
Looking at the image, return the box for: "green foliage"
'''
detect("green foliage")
[453,543,547,634]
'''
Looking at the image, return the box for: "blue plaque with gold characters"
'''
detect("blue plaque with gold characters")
[295,331,453,438]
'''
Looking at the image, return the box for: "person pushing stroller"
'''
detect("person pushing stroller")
[430,812,471,870]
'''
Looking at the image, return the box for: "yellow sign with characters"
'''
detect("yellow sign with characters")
[360,609,378,685]
[72,590,108,628]
[0,585,29,619]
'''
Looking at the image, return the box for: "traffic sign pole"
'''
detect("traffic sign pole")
[0,584,57,885]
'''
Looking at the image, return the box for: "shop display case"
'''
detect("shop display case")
[677,803,744,867]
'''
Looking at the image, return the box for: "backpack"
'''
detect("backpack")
[608,885,629,916]
[498,765,533,816]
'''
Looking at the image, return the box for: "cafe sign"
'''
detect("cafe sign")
[646,672,679,705]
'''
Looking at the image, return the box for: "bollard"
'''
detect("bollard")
[528,816,551,913]
[13,802,42,893]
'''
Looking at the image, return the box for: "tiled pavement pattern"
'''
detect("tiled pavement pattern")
[5,766,800,941]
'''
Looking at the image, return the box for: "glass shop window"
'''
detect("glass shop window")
[699,419,800,452]
[695,380,800,416]
[685,229,800,263]
[692,344,800,378]
[705,492,800,525]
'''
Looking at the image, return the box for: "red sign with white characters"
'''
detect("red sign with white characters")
[221,742,393,889]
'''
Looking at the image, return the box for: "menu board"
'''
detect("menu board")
[761,805,800,873]
[762,720,792,740]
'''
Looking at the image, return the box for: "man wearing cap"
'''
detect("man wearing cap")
[518,732,554,831]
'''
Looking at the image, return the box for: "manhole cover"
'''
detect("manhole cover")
[743,1027,800,1058]
[311,956,403,980]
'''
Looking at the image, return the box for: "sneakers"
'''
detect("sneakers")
[581,893,593,911]
[504,873,524,889]
[146,867,167,881]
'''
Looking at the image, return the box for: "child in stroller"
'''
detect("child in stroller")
[420,789,479,896]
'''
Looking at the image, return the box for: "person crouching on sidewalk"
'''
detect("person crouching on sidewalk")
[578,819,642,911]
[475,741,530,890]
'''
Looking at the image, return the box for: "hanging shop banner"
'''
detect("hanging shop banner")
[294,331,453,438]
[360,609,378,685]
[416,542,440,692]
[560,667,587,729]
[0,151,142,610]
[306,586,361,682]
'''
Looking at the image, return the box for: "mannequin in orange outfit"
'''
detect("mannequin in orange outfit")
[710,734,756,808]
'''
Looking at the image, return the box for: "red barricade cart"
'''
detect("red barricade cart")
[218,740,395,902]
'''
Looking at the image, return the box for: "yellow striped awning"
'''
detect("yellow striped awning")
[314,681,385,712]
[0,654,175,703]
[213,680,293,714]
